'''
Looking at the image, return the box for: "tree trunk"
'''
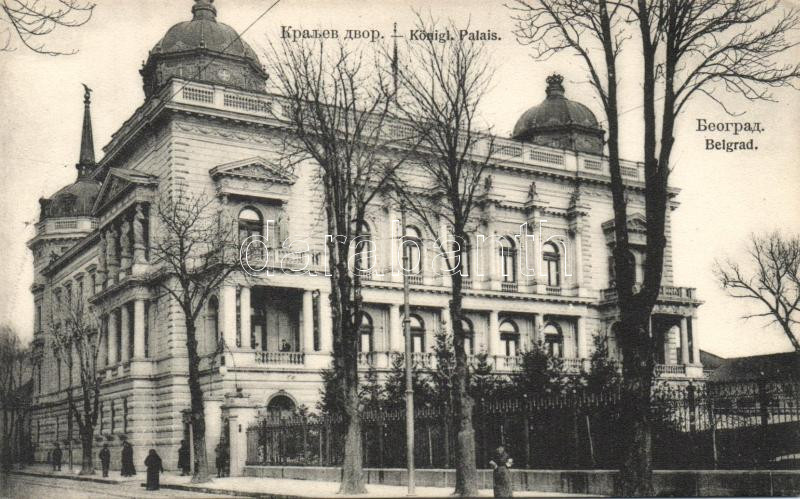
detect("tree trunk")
[79,425,94,475]
[450,271,478,497]
[185,319,210,483]
[617,318,655,497]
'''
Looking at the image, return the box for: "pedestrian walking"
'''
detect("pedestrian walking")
[51,443,62,471]
[214,443,224,478]
[177,440,191,476]
[489,445,513,498]
[144,449,164,490]
[98,443,111,477]
[120,440,136,476]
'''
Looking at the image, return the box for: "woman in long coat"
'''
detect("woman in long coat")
[144,449,164,490]
[121,441,136,476]
[489,446,513,498]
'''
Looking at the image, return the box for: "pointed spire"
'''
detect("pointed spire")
[77,83,95,177]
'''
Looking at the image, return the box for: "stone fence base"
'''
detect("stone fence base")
[243,466,800,496]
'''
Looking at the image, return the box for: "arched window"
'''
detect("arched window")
[543,322,563,358]
[461,318,475,355]
[544,242,561,287]
[238,207,263,242]
[405,314,425,352]
[207,296,220,345]
[355,222,375,273]
[499,237,517,282]
[267,394,296,418]
[359,312,374,353]
[404,226,423,275]
[499,320,520,357]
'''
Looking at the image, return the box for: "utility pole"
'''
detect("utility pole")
[401,203,415,496]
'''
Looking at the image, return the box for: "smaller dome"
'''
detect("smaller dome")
[41,177,101,219]
[512,74,604,154]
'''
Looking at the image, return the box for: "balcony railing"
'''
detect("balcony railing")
[655,364,687,376]
[601,286,698,302]
[357,351,376,366]
[546,286,562,296]
[407,274,423,286]
[501,282,518,293]
[254,351,305,365]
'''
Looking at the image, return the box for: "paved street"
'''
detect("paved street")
[0,473,229,498]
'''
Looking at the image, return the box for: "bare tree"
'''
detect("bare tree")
[150,188,241,483]
[266,38,414,494]
[1,0,94,55]
[388,14,496,497]
[715,232,800,351]
[509,0,800,494]
[0,325,30,470]
[49,285,102,475]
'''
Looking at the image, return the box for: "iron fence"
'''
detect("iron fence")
[246,381,800,470]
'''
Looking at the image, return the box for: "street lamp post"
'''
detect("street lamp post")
[401,203,415,496]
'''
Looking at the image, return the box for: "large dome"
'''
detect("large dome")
[140,0,268,98]
[512,74,604,154]
[151,1,260,66]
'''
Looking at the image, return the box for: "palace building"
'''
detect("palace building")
[27,0,703,472]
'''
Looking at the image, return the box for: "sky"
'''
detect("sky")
[1,0,799,358]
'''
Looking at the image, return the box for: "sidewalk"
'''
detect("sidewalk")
[12,465,592,497]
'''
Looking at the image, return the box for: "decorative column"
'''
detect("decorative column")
[575,317,587,360]
[533,314,544,347]
[389,304,401,352]
[680,316,690,365]
[302,290,314,352]
[488,310,499,356]
[319,291,333,352]
[98,318,107,367]
[97,232,107,291]
[106,227,119,285]
[132,204,147,272]
[220,285,238,349]
[689,317,700,364]
[107,310,118,366]
[120,303,130,362]
[240,287,251,349]
[119,219,132,279]
[133,300,146,359]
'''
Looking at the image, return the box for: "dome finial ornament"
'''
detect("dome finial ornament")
[545,73,565,98]
[192,0,217,22]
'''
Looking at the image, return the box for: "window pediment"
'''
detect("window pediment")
[210,157,296,202]
[602,212,648,247]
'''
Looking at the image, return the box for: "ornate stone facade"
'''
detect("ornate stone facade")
[27,0,702,472]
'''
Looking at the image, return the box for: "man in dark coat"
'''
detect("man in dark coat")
[177,440,190,476]
[120,440,136,476]
[144,449,164,490]
[51,443,62,471]
[98,443,111,477]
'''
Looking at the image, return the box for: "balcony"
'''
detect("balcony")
[407,275,423,286]
[254,351,305,365]
[601,286,698,303]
